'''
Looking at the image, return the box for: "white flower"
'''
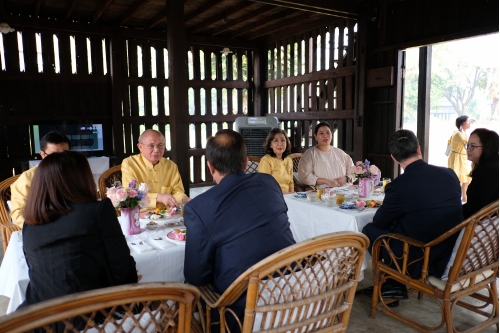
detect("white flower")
[138,183,150,193]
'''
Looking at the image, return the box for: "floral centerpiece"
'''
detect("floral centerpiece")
[106,180,151,235]
[348,160,381,198]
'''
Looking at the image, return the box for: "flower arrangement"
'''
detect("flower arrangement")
[106,180,151,209]
[348,159,381,184]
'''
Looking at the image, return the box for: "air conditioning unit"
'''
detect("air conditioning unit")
[234,116,279,157]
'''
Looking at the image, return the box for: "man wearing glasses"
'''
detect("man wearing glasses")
[122,129,189,209]
[11,131,71,228]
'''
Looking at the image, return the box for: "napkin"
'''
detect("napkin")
[128,241,154,254]
[149,237,176,249]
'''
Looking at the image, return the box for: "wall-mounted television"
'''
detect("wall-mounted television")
[32,123,104,153]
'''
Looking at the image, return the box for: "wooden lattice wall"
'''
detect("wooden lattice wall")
[265,20,358,155]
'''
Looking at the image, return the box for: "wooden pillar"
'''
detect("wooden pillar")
[253,46,267,117]
[110,36,125,160]
[354,17,366,163]
[166,0,190,196]
[417,46,431,161]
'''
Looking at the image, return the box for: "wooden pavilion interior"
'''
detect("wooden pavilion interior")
[0,0,498,195]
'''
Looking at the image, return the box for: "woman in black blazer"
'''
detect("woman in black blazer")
[463,128,499,219]
[19,151,138,311]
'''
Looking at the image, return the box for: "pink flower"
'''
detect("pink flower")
[356,161,363,166]
[115,188,128,202]
[355,166,364,174]
[369,165,379,175]
[128,189,138,198]
[139,196,151,208]
[106,187,117,197]
[110,196,121,207]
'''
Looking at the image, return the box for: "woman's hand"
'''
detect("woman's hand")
[318,178,341,187]
[334,176,349,186]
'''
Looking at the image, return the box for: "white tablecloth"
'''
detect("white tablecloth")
[29,156,109,185]
[0,217,186,314]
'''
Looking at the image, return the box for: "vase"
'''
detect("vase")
[119,206,141,236]
[358,178,374,198]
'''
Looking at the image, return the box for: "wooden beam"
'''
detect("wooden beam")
[186,34,260,49]
[264,66,356,88]
[119,0,151,26]
[188,2,253,35]
[184,0,224,24]
[188,114,240,122]
[146,9,166,29]
[267,110,355,120]
[262,15,337,42]
[246,0,368,19]
[65,0,79,20]
[34,0,42,17]
[209,4,276,36]
[166,0,190,196]
[188,79,251,89]
[92,0,114,24]
[0,71,109,84]
[244,12,316,39]
[229,8,295,38]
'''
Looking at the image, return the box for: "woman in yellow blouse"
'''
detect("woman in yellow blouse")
[448,115,472,202]
[258,128,294,193]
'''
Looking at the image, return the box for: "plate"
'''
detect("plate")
[294,192,307,198]
[167,229,186,242]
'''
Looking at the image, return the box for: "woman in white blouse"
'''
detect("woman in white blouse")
[298,122,354,188]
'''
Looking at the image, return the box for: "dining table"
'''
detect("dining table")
[0,188,385,315]
[0,216,186,315]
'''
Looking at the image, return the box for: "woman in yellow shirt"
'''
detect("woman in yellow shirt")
[448,115,472,202]
[258,128,294,193]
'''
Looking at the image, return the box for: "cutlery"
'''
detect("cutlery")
[153,237,163,240]
[357,207,367,213]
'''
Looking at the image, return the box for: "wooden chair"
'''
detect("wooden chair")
[0,175,22,253]
[98,165,122,200]
[288,153,314,192]
[245,156,261,174]
[198,231,369,333]
[370,200,499,332]
[0,282,200,333]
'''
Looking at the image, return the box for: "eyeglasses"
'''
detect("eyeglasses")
[141,143,165,150]
[464,144,482,151]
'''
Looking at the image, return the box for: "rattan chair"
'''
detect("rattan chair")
[245,156,261,174]
[288,153,314,192]
[370,200,499,332]
[98,165,122,200]
[198,231,369,333]
[0,175,22,253]
[0,282,200,333]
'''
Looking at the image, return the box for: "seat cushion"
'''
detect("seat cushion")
[428,269,494,292]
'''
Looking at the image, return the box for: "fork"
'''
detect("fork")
[357,207,367,213]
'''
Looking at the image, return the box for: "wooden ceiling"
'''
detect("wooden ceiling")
[0,0,376,42]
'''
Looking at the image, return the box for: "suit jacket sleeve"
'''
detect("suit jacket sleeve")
[371,183,405,229]
[183,203,215,286]
[98,199,138,285]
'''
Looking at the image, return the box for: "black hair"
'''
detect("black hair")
[455,115,469,130]
[262,128,292,158]
[206,129,247,175]
[313,122,331,136]
[40,130,71,151]
[388,129,420,162]
[469,128,499,176]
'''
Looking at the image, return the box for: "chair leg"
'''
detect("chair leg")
[370,270,381,317]
[443,299,454,333]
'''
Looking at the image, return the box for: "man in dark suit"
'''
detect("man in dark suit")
[184,129,295,332]
[362,129,463,301]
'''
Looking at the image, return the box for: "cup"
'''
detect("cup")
[324,195,336,207]
[307,192,318,202]
[317,188,324,200]
[382,178,391,190]
[336,193,345,205]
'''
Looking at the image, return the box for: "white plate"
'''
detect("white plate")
[140,215,181,223]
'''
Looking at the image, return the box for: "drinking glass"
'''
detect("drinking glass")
[382,178,391,190]
[317,188,324,200]
[336,193,345,205]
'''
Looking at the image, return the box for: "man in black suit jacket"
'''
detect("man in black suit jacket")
[362,130,463,300]
[184,129,295,332]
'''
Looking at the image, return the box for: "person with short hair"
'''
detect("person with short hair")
[362,130,463,302]
[448,115,472,202]
[298,121,354,188]
[462,128,499,219]
[184,129,295,332]
[258,128,294,193]
[121,129,189,209]
[10,130,71,228]
[19,151,137,315]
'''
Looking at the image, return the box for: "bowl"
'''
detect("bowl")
[306,192,318,202]
[323,195,336,207]
[339,203,355,210]
[146,221,159,230]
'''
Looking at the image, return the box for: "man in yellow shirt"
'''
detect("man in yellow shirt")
[121,129,189,209]
[10,131,71,227]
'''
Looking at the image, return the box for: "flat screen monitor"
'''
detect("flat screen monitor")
[33,124,104,153]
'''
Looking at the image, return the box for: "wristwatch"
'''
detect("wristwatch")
[345,176,349,183]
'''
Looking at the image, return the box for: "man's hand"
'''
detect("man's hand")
[157,193,177,207]
[182,196,191,204]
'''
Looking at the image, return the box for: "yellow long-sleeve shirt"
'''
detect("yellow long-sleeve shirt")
[257,154,294,193]
[10,165,38,228]
[121,154,185,208]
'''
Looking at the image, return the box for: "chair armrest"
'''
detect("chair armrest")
[198,284,222,308]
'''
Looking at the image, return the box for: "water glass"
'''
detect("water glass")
[382,178,391,190]
[336,193,345,205]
